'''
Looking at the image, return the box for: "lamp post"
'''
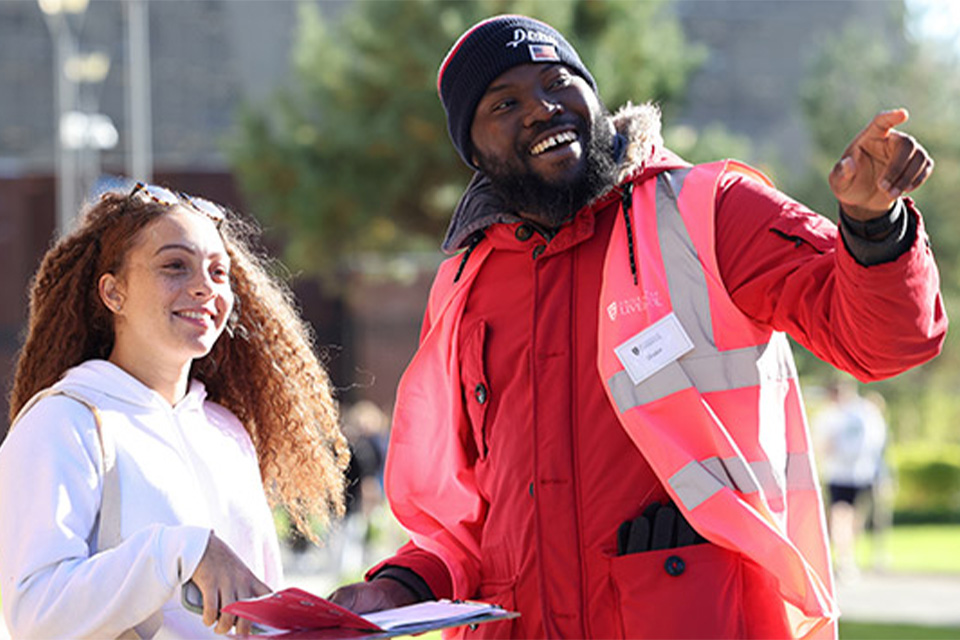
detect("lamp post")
[65,51,114,201]
[38,0,90,237]
[125,0,152,184]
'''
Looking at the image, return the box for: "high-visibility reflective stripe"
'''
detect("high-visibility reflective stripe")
[608,343,772,412]
[703,456,762,496]
[670,460,726,511]
[750,459,785,505]
[655,169,717,352]
[607,170,796,412]
[787,451,818,492]
[669,452,820,511]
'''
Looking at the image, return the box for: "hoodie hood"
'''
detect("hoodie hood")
[442,102,690,254]
[55,359,208,413]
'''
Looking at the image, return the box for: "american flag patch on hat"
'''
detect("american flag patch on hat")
[528,44,560,61]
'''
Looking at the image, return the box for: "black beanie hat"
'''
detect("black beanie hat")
[437,14,598,169]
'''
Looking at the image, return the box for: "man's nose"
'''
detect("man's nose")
[523,94,563,127]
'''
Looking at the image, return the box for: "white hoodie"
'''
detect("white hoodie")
[0,360,282,638]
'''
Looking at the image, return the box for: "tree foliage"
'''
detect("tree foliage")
[793,16,960,442]
[227,0,703,286]
[798,18,960,291]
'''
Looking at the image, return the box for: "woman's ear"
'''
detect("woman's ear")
[98,273,125,314]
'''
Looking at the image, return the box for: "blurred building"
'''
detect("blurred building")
[0,0,337,435]
[675,0,902,174]
[0,0,904,438]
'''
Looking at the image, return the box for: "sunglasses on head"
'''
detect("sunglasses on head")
[125,182,227,226]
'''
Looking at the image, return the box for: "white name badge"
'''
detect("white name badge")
[614,312,694,385]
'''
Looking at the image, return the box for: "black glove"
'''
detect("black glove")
[617,502,707,555]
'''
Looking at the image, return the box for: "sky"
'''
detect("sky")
[905,0,960,54]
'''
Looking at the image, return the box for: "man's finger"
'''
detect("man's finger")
[878,135,917,197]
[879,139,933,197]
[328,585,357,609]
[867,108,909,138]
[830,155,856,188]
[909,156,935,192]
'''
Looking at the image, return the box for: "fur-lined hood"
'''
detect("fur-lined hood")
[441,102,688,254]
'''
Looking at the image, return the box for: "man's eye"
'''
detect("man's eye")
[548,75,572,90]
[492,98,515,112]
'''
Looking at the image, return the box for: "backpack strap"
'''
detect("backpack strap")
[12,388,163,639]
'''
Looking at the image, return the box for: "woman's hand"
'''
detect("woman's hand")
[190,532,271,635]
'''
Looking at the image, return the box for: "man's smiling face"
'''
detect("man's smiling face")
[469,63,617,226]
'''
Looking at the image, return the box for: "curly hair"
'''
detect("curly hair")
[9,190,349,541]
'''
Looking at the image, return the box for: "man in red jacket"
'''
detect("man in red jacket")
[330,14,944,639]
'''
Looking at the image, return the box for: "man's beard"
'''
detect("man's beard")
[476,106,618,228]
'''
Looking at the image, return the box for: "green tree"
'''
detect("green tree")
[793,16,960,444]
[227,0,704,287]
[798,18,960,294]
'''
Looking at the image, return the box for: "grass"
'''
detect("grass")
[840,621,960,639]
[855,524,960,574]
[843,524,960,639]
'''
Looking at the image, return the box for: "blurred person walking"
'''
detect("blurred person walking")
[327,400,389,580]
[816,379,890,581]
[863,390,897,572]
[0,184,349,638]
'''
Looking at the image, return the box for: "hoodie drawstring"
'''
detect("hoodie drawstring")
[454,231,485,283]
[621,182,638,286]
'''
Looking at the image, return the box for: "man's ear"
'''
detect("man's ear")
[98,273,125,314]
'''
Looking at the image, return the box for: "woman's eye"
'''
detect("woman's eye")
[211,266,230,281]
[163,260,186,271]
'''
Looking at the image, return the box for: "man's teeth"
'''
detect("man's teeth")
[178,311,209,320]
[530,131,578,156]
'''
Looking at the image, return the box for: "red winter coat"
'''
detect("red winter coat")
[371,111,945,639]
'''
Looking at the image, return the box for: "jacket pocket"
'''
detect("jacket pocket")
[607,543,744,639]
[460,319,490,460]
[769,213,835,254]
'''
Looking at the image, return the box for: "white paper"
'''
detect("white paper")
[362,600,499,631]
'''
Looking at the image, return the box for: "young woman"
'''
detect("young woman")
[0,184,349,638]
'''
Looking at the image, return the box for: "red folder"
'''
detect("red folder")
[223,588,518,638]
[224,588,378,632]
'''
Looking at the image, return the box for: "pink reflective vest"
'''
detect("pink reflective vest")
[385,161,837,638]
[598,161,836,638]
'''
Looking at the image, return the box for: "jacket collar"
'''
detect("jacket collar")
[442,102,676,254]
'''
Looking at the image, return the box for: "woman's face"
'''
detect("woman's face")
[100,207,234,371]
